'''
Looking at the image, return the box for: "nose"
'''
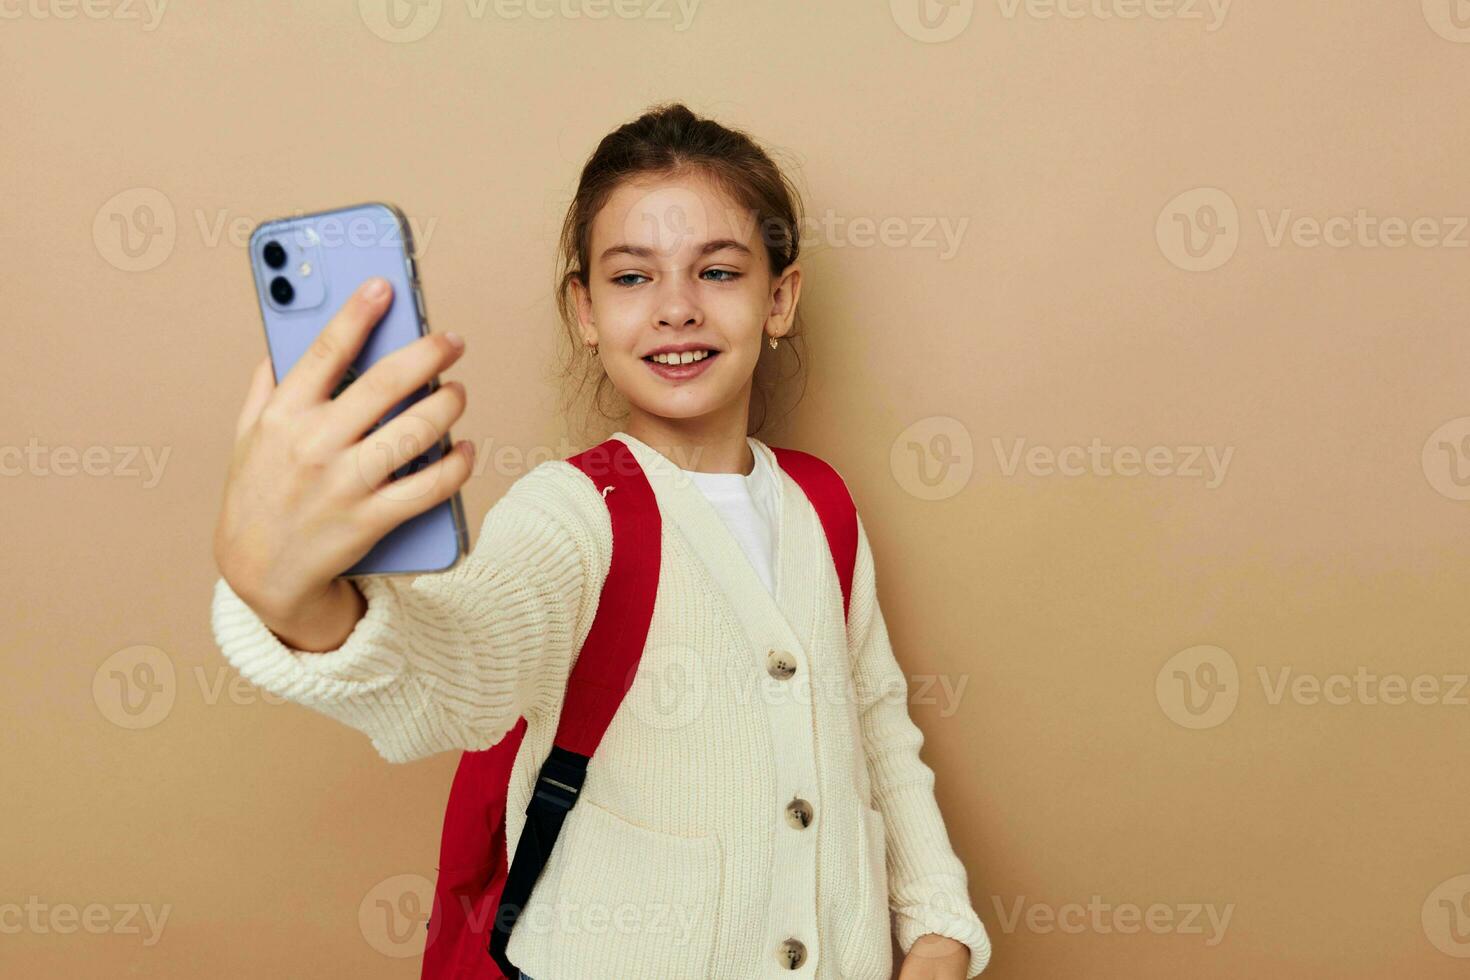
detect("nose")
[654,276,702,330]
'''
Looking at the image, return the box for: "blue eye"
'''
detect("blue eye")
[703,268,740,282]
[612,273,648,287]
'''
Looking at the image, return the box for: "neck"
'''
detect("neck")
[624,413,755,476]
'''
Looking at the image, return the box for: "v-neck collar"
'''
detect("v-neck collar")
[607,430,817,653]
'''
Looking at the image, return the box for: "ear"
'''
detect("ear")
[570,275,597,344]
[765,261,802,341]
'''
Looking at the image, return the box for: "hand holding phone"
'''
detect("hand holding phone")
[213,264,473,649]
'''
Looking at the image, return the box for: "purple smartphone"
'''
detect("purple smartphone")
[248,202,469,577]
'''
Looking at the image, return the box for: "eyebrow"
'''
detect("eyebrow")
[598,238,753,264]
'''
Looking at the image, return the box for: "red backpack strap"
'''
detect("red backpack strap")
[489,437,660,976]
[771,446,859,624]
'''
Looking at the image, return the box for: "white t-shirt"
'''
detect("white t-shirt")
[680,437,781,597]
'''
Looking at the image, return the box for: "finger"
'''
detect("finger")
[274,277,393,408]
[360,438,475,531]
[351,381,468,489]
[328,330,465,445]
[235,355,276,440]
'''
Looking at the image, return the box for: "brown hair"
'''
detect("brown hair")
[554,102,807,438]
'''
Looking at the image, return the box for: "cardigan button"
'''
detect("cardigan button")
[776,937,807,969]
[785,797,813,829]
[766,648,797,680]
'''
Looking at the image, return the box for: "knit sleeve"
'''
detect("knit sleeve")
[208,460,610,764]
[848,510,993,977]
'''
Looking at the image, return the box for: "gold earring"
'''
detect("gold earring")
[589,344,599,357]
[768,335,779,350]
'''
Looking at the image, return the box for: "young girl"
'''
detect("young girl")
[211,103,992,980]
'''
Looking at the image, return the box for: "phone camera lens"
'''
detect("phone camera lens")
[270,276,295,305]
[262,240,287,270]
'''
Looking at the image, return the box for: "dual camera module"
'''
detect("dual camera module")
[261,240,294,304]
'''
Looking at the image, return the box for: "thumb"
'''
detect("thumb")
[235,355,276,440]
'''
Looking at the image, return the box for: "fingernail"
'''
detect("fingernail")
[461,440,475,460]
[363,278,388,299]
[444,331,464,350]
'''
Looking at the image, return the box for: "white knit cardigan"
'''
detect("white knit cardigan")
[210,431,993,979]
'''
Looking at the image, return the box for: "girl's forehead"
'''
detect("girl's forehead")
[592,175,756,256]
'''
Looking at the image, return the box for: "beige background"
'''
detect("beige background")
[5,1,1470,977]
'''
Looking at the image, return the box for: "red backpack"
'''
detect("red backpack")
[419,437,858,979]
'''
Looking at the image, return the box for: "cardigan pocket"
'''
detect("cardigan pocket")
[838,805,894,979]
[534,798,722,977]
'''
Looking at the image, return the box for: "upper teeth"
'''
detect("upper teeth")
[651,350,711,364]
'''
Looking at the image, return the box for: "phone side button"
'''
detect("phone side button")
[414,288,428,322]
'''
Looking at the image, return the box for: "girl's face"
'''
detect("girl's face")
[571,170,801,434]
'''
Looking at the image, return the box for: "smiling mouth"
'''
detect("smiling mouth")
[642,349,720,379]
[642,350,719,365]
